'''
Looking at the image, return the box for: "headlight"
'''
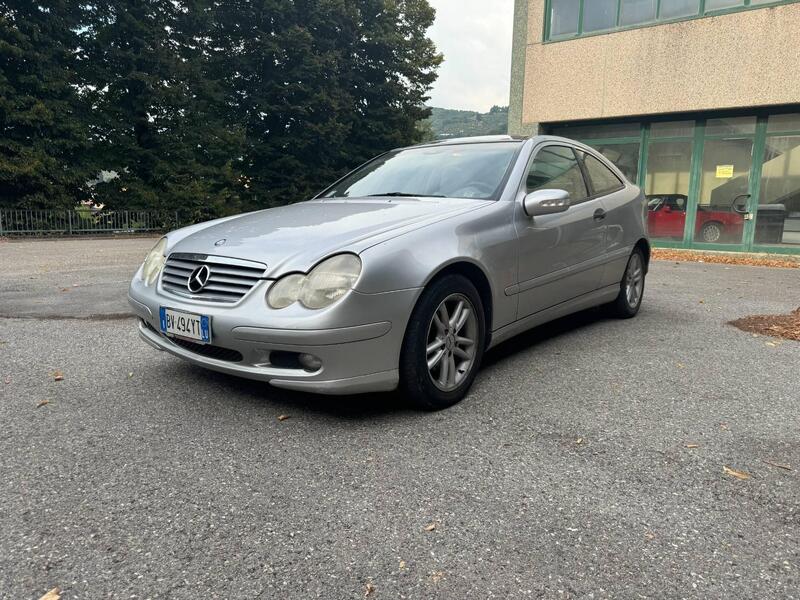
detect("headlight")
[141,237,167,286]
[267,254,362,310]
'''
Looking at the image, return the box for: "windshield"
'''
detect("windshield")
[322,142,522,200]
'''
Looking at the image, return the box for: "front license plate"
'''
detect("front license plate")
[159,307,211,343]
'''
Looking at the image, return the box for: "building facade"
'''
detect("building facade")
[509,0,800,253]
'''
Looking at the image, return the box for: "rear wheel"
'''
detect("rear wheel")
[608,248,646,318]
[400,274,486,410]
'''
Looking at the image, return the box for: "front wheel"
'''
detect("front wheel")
[700,221,724,243]
[608,248,646,319]
[400,274,486,411]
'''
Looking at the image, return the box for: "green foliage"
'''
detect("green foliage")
[424,105,509,141]
[0,3,92,209]
[0,1,442,218]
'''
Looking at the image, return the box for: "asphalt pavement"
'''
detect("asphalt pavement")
[0,238,798,599]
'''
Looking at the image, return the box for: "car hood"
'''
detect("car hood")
[169,197,488,277]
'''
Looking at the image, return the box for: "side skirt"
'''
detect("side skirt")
[487,284,620,349]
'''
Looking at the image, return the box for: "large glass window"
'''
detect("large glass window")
[583,0,618,32]
[645,140,694,241]
[620,0,657,25]
[659,0,700,19]
[550,0,580,37]
[545,0,789,41]
[755,134,800,246]
[705,0,743,9]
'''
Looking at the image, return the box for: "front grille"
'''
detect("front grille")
[169,337,244,363]
[161,253,266,303]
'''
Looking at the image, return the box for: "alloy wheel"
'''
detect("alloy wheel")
[625,253,644,308]
[426,293,479,392]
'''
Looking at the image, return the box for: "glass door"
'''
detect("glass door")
[691,118,757,246]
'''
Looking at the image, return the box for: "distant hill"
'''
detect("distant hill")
[423,106,509,141]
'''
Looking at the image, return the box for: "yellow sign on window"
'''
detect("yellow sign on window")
[716,165,735,178]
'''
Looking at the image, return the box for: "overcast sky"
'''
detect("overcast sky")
[426,0,515,113]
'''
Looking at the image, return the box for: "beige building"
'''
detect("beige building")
[509,0,800,253]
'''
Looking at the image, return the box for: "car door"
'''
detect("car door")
[513,144,608,320]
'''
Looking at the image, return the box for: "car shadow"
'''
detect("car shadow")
[482,306,611,368]
[180,306,614,419]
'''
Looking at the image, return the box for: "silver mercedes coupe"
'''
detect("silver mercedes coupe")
[129,135,649,409]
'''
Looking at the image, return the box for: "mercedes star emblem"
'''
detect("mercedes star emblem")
[187,265,211,293]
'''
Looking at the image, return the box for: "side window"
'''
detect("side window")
[525,146,589,203]
[581,152,624,196]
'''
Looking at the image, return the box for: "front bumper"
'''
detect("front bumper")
[128,277,420,395]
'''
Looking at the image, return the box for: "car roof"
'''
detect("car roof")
[405,135,528,149]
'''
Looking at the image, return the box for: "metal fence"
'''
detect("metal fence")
[0,209,181,236]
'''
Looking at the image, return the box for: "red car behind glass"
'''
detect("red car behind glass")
[647,194,744,243]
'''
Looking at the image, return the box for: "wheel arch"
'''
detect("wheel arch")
[634,238,651,273]
[421,260,494,349]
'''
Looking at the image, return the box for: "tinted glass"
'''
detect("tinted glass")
[659,0,700,19]
[323,143,520,200]
[706,117,756,136]
[550,122,641,140]
[620,0,657,25]
[755,135,800,246]
[651,120,695,138]
[583,0,617,32]
[767,113,800,133]
[590,143,641,183]
[526,146,589,202]
[582,153,623,194]
[705,0,742,9]
[550,0,580,37]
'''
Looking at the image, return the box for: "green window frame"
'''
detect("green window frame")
[547,109,800,255]
[544,0,800,42]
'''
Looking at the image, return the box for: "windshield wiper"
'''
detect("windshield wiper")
[369,192,446,198]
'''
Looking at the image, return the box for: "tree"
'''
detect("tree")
[0,3,91,209]
[213,0,442,208]
[77,1,248,221]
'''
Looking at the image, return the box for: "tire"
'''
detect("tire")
[400,274,486,411]
[700,221,723,243]
[608,248,646,319]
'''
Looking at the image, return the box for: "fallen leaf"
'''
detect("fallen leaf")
[430,571,445,584]
[399,560,406,570]
[763,460,792,471]
[699,299,705,304]
[720,423,729,431]
[3,376,10,385]
[424,523,437,532]
[676,363,686,369]
[364,582,375,597]
[39,588,60,600]
[575,437,584,445]
[277,415,290,422]
[723,466,751,480]
[765,342,777,347]
[645,532,656,540]
[685,443,700,449]
[127,372,134,378]
[53,371,64,382]
[36,400,50,409]
[60,288,71,293]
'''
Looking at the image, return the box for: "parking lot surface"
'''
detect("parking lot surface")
[1,238,798,599]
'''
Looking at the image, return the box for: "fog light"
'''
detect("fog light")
[298,353,323,372]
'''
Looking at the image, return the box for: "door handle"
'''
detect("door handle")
[593,208,607,221]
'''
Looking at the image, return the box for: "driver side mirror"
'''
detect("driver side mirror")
[524,189,571,217]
